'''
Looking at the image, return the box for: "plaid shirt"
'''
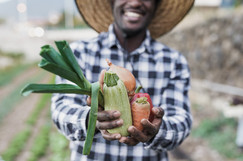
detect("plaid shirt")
[51,25,192,161]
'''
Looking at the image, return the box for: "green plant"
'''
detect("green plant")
[26,93,52,126]
[28,123,51,161]
[0,50,24,61]
[21,41,102,155]
[1,129,31,161]
[0,18,5,24]
[1,79,53,161]
[0,71,46,122]
[192,115,243,160]
[234,0,243,7]
[0,64,32,87]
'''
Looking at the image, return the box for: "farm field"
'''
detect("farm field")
[0,63,70,161]
[0,6,243,161]
[0,60,242,161]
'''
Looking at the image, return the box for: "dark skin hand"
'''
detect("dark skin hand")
[87,69,124,140]
[87,96,164,145]
[119,107,164,146]
[86,69,164,144]
[87,97,123,140]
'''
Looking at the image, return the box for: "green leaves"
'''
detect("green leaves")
[21,40,105,106]
[55,41,90,89]
[21,40,104,155]
[40,45,72,71]
[38,59,83,87]
[21,40,92,95]
[21,84,91,96]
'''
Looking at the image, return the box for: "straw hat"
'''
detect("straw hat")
[75,0,195,39]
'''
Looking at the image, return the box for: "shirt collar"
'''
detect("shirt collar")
[107,24,118,49]
[107,24,153,54]
[134,30,153,55]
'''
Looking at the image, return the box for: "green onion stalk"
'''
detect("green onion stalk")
[21,40,103,155]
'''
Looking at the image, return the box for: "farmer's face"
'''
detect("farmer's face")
[111,0,156,36]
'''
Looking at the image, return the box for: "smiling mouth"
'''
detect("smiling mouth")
[124,11,142,18]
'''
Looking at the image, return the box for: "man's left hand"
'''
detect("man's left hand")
[119,107,164,146]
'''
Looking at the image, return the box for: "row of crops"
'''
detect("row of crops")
[0,63,70,161]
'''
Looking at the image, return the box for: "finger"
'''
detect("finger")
[141,119,158,135]
[86,96,91,105]
[87,97,104,111]
[97,110,121,121]
[101,130,121,141]
[127,126,148,143]
[99,69,106,92]
[119,136,139,146]
[98,106,104,112]
[151,108,164,128]
[96,119,123,130]
[152,107,164,118]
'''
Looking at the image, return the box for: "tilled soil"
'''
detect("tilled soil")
[169,79,240,161]
[0,66,39,102]
[15,103,50,161]
[0,71,51,154]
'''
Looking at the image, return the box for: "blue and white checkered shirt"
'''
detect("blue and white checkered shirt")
[51,24,192,161]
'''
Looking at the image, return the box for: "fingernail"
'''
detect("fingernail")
[141,119,146,124]
[154,108,159,115]
[113,111,120,117]
[116,119,123,125]
[119,137,125,143]
[128,126,135,133]
[115,134,121,139]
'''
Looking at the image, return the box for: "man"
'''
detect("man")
[51,0,194,160]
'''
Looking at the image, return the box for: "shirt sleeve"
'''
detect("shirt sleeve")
[144,53,192,152]
[51,76,91,141]
[51,41,93,142]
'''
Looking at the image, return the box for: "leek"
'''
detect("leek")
[82,82,99,155]
[21,40,103,155]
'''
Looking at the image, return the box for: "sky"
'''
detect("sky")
[0,0,78,21]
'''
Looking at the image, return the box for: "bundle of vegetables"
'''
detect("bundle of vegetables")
[21,41,153,155]
[102,59,154,135]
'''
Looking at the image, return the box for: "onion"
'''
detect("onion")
[106,59,136,95]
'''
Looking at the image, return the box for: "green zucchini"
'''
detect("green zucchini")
[103,71,132,136]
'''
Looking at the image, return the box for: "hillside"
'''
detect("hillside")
[159,7,243,88]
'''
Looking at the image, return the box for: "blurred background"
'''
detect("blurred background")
[0,0,242,161]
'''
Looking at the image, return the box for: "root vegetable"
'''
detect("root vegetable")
[131,97,150,131]
[106,59,136,98]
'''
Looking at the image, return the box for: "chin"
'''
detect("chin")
[122,27,144,37]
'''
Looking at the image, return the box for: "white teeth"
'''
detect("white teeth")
[125,11,141,18]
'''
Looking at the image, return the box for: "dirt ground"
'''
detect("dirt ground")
[0,69,51,154]
[169,79,242,161]
[0,73,238,161]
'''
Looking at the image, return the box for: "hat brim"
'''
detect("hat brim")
[75,0,195,39]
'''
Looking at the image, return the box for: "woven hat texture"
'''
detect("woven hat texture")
[75,0,195,38]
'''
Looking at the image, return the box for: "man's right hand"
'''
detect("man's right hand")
[87,96,123,141]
